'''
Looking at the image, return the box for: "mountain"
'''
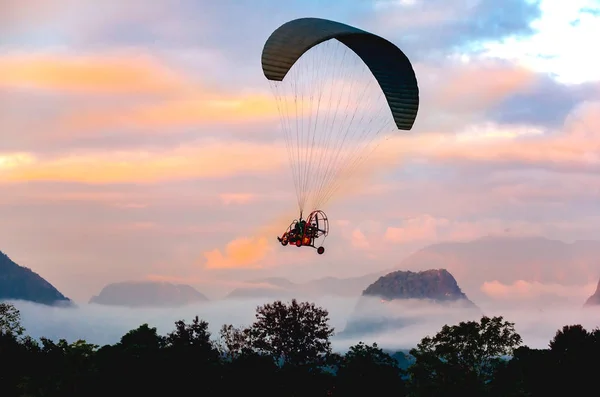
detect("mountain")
[0,250,71,306]
[391,236,600,301]
[584,277,600,306]
[89,281,209,307]
[362,269,475,305]
[341,269,478,337]
[225,273,385,299]
[389,350,416,371]
[225,277,298,299]
[224,235,600,303]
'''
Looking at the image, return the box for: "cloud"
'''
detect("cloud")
[219,193,258,206]
[349,214,544,252]
[203,237,273,269]
[430,61,537,113]
[377,100,600,175]
[0,0,76,33]
[50,92,277,137]
[0,52,190,95]
[351,228,371,250]
[0,152,36,170]
[0,141,287,184]
[580,6,600,17]
[486,73,600,127]
[415,58,600,131]
[12,296,600,354]
[481,280,596,302]
[384,215,448,243]
[364,0,542,57]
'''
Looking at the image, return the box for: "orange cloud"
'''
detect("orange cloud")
[54,94,278,136]
[0,141,287,184]
[0,152,36,170]
[0,52,191,95]
[198,205,308,270]
[203,236,272,269]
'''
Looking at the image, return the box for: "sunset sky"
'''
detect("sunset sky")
[1,0,600,302]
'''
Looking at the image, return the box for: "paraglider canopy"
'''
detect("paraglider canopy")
[261,17,419,130]
[262,16,419,217]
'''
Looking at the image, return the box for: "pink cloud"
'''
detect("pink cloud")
[376,100,600,174]
[219,193,258,206]
[384,215,448,243]
[350,228,371,250]
[481,280,596,301]
[340,214,549,256]
[430,61,537,113]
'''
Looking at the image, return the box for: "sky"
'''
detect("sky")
[1,0,600,303]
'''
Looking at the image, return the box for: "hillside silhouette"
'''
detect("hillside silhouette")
[0,251,70,306]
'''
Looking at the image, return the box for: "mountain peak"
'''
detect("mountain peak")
[584,277,600,307]
[0,250,71,305]
[89,281,209,307]
[362,268,473,304]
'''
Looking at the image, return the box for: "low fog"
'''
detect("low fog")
[10,295,600,353]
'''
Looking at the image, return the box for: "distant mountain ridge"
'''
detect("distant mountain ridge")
[226,236,600,302]
[90,281,209,307]
[225,273,386,299]
[0,250,71,306]
[584,277,600,307]
[390,236,600,301]
[362,269,475,305]
[341,268,478,337]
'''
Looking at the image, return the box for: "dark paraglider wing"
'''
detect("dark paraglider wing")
[261,17,419,130]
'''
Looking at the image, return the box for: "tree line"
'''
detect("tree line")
[0,299,596,396]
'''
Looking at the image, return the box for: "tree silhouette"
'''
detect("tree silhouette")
[248,299,335,368]
[218,323,252,359]
[337,342,404,397]
[0,302,37,396]
[164,316,221,395]
[408,315,522,396]
[118,323,165,354]
[21,338,100,397]
[113,324,167,394]
[0,302,25,336]
[547,324,597,396]
[489,346,552,397]
[222,349,280,397]
[5,298,600,396]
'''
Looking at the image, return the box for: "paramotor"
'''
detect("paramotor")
[262,17,419,254]
[277,210,329,254]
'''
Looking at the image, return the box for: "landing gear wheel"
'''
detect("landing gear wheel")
[296,240,302,247]
[317,246,325,255]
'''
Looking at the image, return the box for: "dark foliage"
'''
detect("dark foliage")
[0,300,598,396]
